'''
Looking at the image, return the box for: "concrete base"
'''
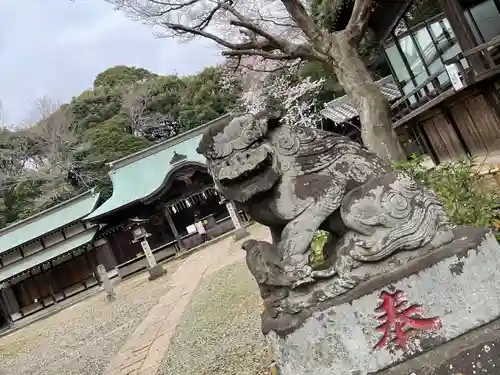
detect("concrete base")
[233,227,250,241]
[267,227,500,375]
[105,291,116,302]
[378,316,500,375]
[147,264,166,281]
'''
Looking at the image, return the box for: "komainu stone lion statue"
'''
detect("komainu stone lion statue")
[197,113,454,333]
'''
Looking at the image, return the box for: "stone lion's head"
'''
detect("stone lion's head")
[197,113,281,203]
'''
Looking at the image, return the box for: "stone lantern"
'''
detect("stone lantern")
[128,218,166,281]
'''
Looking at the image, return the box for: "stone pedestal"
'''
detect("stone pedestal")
[140,240,166,281]
[233,227,250,241]
[147,264,166,281]
[267,227,500,375]
[97,264,116,302]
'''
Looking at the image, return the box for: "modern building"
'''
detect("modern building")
[323,0,500,164]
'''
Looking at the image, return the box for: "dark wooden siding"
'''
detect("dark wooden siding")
[449,91,500,155]
[107,230,142,265]
[411,83,500,163]
[420,110,466,161]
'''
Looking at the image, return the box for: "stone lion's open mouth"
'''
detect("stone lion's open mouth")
[220,154,273,188]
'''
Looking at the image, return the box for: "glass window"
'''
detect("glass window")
[431,18,468,69]
[385,43,417,99]
[414,28,439,68]
[414,26,450,86]
[399,34,429,87]
[385,44,411,82]
[384,7,479,104]
[469,0,500,42]
[430,19,456,59]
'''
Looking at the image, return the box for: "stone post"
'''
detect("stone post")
[97,264,116,302]
[226,200,249,241]
[140,238,166,281]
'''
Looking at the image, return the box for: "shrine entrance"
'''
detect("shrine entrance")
[98,162,250,279]
[166,187,227,236]
[160,164,243,249]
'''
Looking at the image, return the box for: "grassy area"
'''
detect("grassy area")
[158,261,273,375]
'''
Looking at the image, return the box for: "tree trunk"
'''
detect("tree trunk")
[324,33,406,162]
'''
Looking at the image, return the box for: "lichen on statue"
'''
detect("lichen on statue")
[196,113,455,335]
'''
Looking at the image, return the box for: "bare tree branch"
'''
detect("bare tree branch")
[346,0,373,44]
[121,82,154,134]
[280,0,322,42]
[191,1,224,30]
[161,21,272,50]
[256,7,295,28]
[229,19,282,49]
[222,49,296,60]
[224,55,301,73]
[229,20,314,59]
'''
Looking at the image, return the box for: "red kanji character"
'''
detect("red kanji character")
[373,290,442,349]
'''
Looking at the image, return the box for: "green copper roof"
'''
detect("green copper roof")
[86,114,232,220]
[0,189,100,255]
[0,228,97,283]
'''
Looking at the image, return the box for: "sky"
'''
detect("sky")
[0,0,223,125]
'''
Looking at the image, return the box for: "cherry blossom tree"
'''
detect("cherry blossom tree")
[102,0,406,161]
[222,57,325,128]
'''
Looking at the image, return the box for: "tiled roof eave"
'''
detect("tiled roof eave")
[86,136,208,221]
[321,75,402,123]
[1,221,96,258]
[0,190,101,256]
[0,228,98,284]
[140,160,208,205]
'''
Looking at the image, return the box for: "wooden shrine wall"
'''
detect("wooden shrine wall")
[411,83,500,163]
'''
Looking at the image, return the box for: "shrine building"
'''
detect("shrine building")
[0,114,250,328]
[0,189,118,327]
[84,113,250,279]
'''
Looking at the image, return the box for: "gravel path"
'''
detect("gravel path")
[0,259,182,375]
[157,260,272,375]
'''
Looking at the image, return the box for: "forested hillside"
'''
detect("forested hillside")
[0,65,240,228]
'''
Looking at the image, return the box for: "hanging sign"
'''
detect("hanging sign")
[226,201,242,229]
[445,64,464,91]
